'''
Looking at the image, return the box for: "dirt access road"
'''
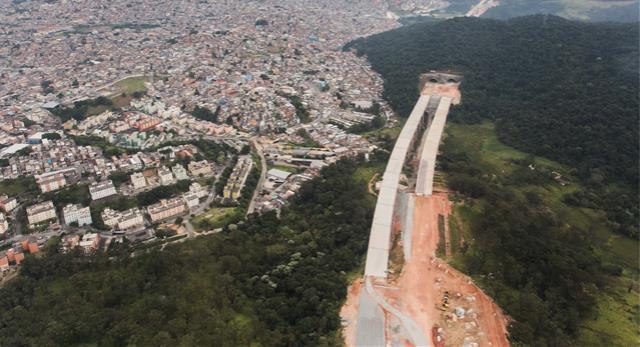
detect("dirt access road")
[382,193,510,346]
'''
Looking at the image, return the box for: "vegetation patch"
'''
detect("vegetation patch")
[0,157,378,346]
[442,122,639,346]
[0,177,37,198]
[346,15,639,237]
[192,207,238,230]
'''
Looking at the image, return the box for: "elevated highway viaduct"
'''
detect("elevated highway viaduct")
[355,83,455,346]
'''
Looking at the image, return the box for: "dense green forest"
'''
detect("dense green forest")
[345,15,639,237]
[0,157,378,346]
[440,123,640,346]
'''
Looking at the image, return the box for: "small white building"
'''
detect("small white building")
[79,233,100,253]
[130,172,147,190]
[101,208,120,229]
[0,212,8,234]
[62,204,92,226]
[26,201,57,227]
[182,192,200,210]
[172,164,189,180]
[158,166,175,186]
[0,195,17,213]
[189,182,208,199]
[89,180,117,200]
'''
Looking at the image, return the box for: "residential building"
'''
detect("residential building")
[188,160,213,177]
[172,164,189,180]
[35,172,67,193]
[158,166,175,185]
[147,198,186,222]
[223,156,253,200]
[62,204,92,226]
[189,182,208,199]
[118,208,145,230]
[101,207,145,230]
[89,180,117,200]
[62,234,80,252]
[101,208,120,229]
[0,213,8,234]
[0,255,8,271]
[26,201,57,227]
[0,195,18,213]
[130,172,147,190]
[79,233,100,253]
[182,192,200,209]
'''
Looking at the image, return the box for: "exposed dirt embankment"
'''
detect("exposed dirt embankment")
[384,193,510,346]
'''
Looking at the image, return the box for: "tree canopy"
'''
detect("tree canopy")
[345,14,639,237]
[0,157,377,346]
[345,15,639,188]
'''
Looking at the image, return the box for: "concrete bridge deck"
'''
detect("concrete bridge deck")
[356,94,453,347]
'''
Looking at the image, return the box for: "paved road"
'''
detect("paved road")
[246,139,267,215]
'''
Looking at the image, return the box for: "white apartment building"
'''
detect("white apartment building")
[189,182,208,199]
[182,192,200,210]
[118,208,145,230]
[35,172,67,193]
[172,164,189,180]
[0,212,8,234]
[130,172,147,190]
[101,208,120,229]
[101,207,144,230]
[147,198,186,223]
[62,204,92,226]
[158,166,175,186]
[89,180,117,200]
[26,201,57,226]
[0,195,17,213]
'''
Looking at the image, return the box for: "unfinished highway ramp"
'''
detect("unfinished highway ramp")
[355,81,454,346]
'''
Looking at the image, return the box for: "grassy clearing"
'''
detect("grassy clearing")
[447,121,566,175]
[353,164,383,185]
[114,76,147,95]
[444,121,639,345]
[0,177,37,198]
[578,277,640,347]
[266,164,300,174]
[85,105,111,117]
[192,207,238,230]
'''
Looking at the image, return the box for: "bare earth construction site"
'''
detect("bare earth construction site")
[341,73,510,347]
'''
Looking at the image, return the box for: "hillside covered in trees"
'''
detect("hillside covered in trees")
[0,157,378,346]
[345,15,639,237]
[346,14,639,346]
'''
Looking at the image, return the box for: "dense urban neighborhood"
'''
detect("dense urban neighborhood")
[0,0,398,278]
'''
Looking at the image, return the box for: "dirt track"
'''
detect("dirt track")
[341,280,362,347]
[383,193,510,347]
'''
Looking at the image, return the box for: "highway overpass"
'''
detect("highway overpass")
[363,94,452,279]
[355,92,453,347]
